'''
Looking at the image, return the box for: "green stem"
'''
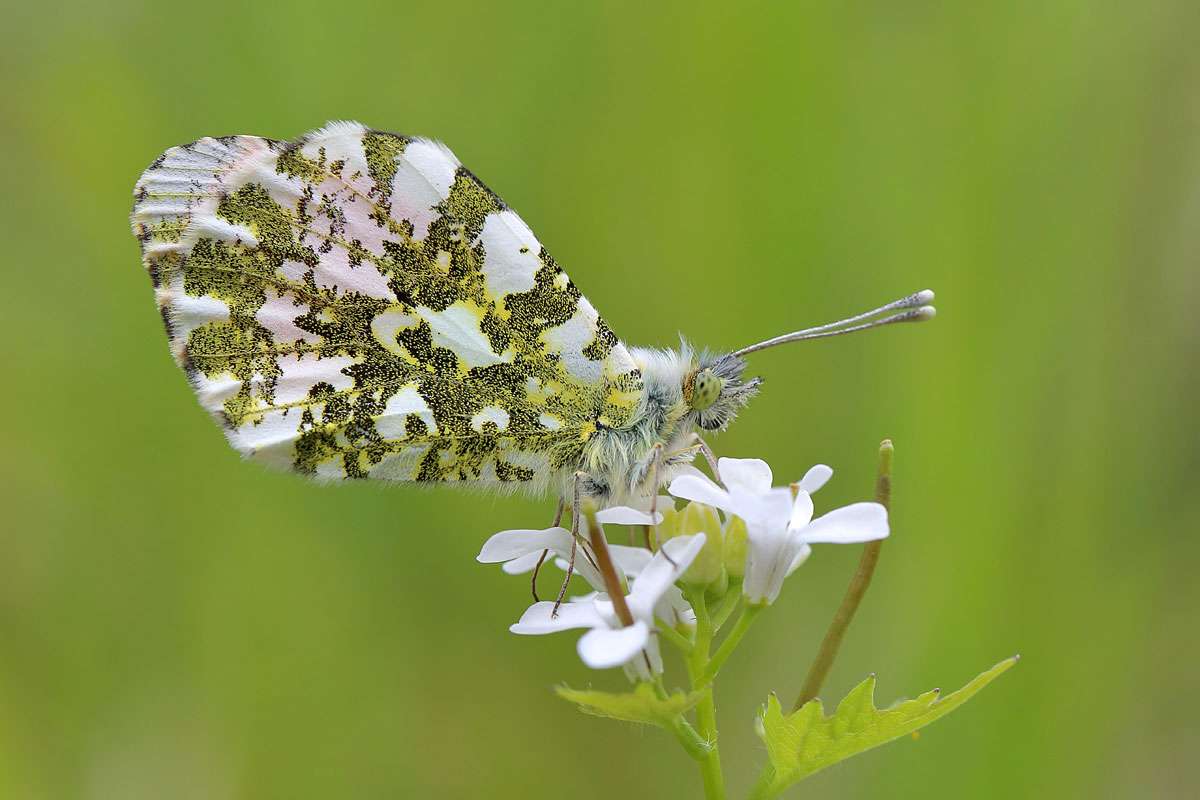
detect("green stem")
[710,588,743,632]
[686,590,726,800]
[669,718,711,761]
[655,619,694,655]
[793,439,894,710]
[651,678,711,760]
[693,691,724,798]
[698,603,763,686]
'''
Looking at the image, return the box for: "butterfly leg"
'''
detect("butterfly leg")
[658,433,718,481]
[688,432,721,478]
[551,473,587,616]
[530,498,566,602]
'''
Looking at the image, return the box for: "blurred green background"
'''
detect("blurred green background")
[2,1,1197,797]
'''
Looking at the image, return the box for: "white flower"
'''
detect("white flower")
[509,534,706,681]
[669,458,830,526]
[476,502,664,592]
[747,487,888,605]
[478,526,599,584]
[669,457,887,605]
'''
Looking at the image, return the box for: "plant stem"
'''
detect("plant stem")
[583,503,635,627]
[650,678,711,760]
[686,589,726,799]
[711,589,743,632]
[793,439,893,710]
[655,620,694,655]
[698,603,763,686]
[668,715,712,761]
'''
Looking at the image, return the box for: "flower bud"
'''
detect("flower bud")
[705,566,729,600]
[671,501,724,587]
[656,505,683,543]
[723,515,748,580]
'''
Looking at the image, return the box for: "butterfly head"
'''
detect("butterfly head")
[683,353,761,432]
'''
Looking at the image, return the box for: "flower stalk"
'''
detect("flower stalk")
[710,590,743,632]
[793,439,893,710]
[698,603,763,687]
[684,587,726,800]
[583,502,635,627]
[655,620,695,655]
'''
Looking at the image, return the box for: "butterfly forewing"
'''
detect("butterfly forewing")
[131,121,643,490]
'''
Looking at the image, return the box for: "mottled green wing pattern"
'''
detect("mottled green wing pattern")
[131,121,643,490]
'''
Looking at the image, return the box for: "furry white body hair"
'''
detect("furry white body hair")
[568,346,698,503]
[563,343,760,504]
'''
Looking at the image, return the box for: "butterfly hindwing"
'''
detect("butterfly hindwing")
[132,121,643,489]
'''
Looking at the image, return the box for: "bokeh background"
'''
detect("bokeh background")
[2,1,1197,797]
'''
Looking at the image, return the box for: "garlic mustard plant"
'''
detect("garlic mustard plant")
[478,442,1016,799]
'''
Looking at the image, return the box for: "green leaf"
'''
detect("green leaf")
[556,683,703,727]
[753,656,1018,797]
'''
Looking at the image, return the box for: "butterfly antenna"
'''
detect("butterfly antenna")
[732,289,936,357]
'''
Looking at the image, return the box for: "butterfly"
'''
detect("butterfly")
[130,121,934,510]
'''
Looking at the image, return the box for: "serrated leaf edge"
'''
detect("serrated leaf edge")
[755,655,1019,795]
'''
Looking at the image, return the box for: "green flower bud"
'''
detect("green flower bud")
[723,515,748,580]
[706,566,729,600]
[656,505,683,544]
[673,501,724,587]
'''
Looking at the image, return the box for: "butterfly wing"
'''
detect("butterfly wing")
[131,121,643,489]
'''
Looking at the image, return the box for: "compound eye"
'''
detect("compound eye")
[687,368,723,411]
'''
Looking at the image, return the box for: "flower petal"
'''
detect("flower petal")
[596,506,662,526]
[501,550,548,575]
[717,457,774,495]
[609,544,654,577]
[668,473,732,512]
[510,600,603,634]
[666,463,707,484]
[577,621,650,668]
[785,542,813,576]
[757,487,797,526]
[801,502,889,544]
[626,636,663,681]
[627,534,706,618]
[743,522,805,605]
[787,491,815,531]
[543,552,609,593]
[654,585,697,628]
[797,464,833,494]
[478,527,572,563]
[615,494,676,514]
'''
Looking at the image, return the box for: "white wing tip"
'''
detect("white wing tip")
[415,138,462,168]
[309,120,368,140]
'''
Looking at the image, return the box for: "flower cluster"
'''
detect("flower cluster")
[477,457,889,680]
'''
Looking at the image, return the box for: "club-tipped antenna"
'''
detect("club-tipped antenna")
[732,289,936,357]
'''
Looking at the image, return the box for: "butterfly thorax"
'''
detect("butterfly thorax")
[574,345,760,504]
